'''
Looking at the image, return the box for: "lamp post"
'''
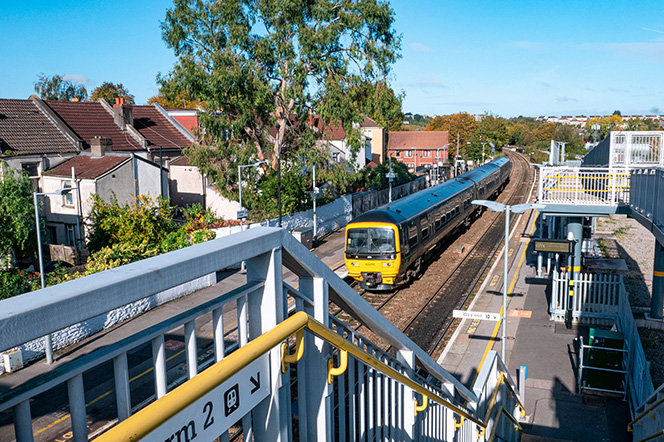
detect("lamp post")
[33,186,78,364]
[592,123,600,147]
[472,200,545,361]
[238,160,267,231]
[411,147,417,171]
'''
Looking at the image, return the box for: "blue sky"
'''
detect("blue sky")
[2,0,663,118]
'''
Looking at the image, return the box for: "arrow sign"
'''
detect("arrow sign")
[453,310,501,321]
[250,373,260,394]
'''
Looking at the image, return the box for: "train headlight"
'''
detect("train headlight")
[382,262,391,267]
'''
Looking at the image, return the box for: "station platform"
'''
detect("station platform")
[440,209,632,441]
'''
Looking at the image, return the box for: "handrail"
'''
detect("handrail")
[487,406,523,442]
[94,311,489,441]
[636,430,664,442]
[628,395,664,431]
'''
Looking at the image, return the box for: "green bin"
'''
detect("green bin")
[584,328,624,392]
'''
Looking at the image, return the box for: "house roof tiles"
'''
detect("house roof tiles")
[132,106,193,150]
[45,154,128,179]
[46,101,144,151]
[387,131,450,150]
[0,99,78,155]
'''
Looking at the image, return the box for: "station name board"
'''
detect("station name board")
[533,240,573,254]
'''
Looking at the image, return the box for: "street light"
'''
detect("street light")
[472,200,545,362]
[238,160,267,231]
[33,186,78,364]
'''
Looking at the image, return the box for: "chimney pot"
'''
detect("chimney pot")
[115,97,120,105]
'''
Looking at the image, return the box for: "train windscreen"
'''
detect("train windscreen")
[346,227,395,255]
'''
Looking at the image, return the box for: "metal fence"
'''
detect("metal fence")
[610,131,663,168]
[538,167,630,205]
[0,228,522,442]
[550,271,621,324]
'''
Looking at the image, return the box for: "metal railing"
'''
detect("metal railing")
[550,271,621,324]
[0,227,522,441]
[538,167,631,205]
[611,131,663,168]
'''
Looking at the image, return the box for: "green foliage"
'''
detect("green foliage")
[0,269,33,300]
[34,73,87,101]
[366,160,416,190]
[0,165,37,266]
[90,82,135,105]
[87,194,177,253]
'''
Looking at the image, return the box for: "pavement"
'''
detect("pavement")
[439,208,632,442]
[1,221,634,441]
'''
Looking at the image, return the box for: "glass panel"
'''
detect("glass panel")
[347,228,396,254]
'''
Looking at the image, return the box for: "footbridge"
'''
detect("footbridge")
[0,228,523,441]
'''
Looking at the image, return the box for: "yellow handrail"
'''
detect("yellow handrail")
[628,395,664,432]
[327,349,348,384]
[635,429,664,442]
[487,406,523,442]
[414,395,428,416]
[281,329,305,373]
[94,311,521,441]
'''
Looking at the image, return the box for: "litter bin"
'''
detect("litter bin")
[292,227,313,249]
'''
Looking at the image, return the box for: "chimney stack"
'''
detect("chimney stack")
[113,97,133,130]
[91,136,112,157]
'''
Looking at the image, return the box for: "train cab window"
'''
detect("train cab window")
[464,199,470,209]
[347,227,396,256]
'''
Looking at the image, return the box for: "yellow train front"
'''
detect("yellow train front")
[345,220,402,290]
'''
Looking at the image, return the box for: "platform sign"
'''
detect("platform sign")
[453,310,501,321]
[237,209,248,220]
[144,354,270,442]
[533,240,572,254]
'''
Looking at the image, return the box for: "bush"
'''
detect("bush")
[0,269,33,300]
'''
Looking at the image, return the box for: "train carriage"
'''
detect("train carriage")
[345,157,511,290]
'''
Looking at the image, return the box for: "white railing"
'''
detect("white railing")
[0,228,522,441]
[611,131,663,168]
[550,271,621,324]
[538,167,630,205]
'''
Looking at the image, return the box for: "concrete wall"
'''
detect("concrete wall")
[135,157,164,199]
[170,164,205,208]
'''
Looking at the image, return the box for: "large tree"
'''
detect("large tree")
[33,73,87,101]
[90,82,135,105]
[425,112,479,153]
[160,0,401,196]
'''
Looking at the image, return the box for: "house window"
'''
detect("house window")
[46,226,57,244]
[423,151,431,158]
[332,152,339,162]
[405,150,412,158]
[65,224,76,247]
[62,181,74,206]
[22,162,39,178]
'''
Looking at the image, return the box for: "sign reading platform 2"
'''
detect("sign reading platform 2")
[144,354,270,441]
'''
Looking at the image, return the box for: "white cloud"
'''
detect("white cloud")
[417,76,445,88]
[410,42,433,53]
[62,74,95,86]
[556,96,578,103]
